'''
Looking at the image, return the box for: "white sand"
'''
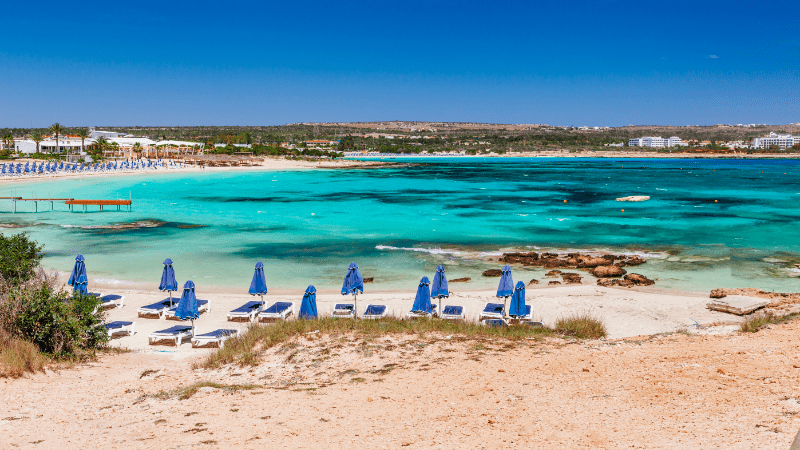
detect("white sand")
[95,281,745,355]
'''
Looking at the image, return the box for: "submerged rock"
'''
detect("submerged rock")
[482,269,503,277]
[616,196,650,202]
[498,251,647,270]
[597,278,634,288]
[590,265,627,278]
[545,270,562,278]
[450,277,471,283]
[363,277,374,283]
[548,281,562,285]
[527,279,539,285]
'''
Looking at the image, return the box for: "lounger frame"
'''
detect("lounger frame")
[331,304,355,319]
[99,295,125,309]
[105,321,136,337]
[440,305,465,321]
[137,299,174,318]
[362,304,387,320]
[148,327,193,346]
[164,300,211,320]
[227,301,263,322]
[479,302,505,321]
[406,304,438,319]
[257,302,295,322]
[191,329,240,348]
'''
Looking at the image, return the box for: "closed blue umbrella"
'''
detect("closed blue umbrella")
[248,261,268,306]
[430,265,449,314]
[299,285,318,319]
[159,258,178,306]
[496,264,514,316]
[509,281,527,318]
[341,262,364,317]
[175,280,199,335]
[411,276,432,314]
[67,255,88,296]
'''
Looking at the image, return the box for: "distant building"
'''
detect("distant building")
[15,138,92,155]
[214,143,252,148]
[752,132,800,149]
[628,136,686,148]
[89,128,126,139]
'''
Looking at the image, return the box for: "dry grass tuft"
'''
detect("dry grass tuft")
[740,311,799,333]
[0,333,49,378]
[155,381,260,400]
[554,312,607,339]
[196,317,565,370]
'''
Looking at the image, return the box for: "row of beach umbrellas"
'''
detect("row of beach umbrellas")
[67,257,529,325]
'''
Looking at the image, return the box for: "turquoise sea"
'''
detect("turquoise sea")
[1,157,799,293]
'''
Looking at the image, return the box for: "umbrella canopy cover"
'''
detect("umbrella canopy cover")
[299,285,318,319]
[430,265,449,298]
[68,255,88,295]
[159,258,178,292]
[496,265,514,297]
[248,261,268,295]
[509,281,527,317]
[175,280,199,320]
[341,262,364,295]
[411,276,432,312]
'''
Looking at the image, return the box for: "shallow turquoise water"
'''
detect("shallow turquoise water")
[1,157,799,293]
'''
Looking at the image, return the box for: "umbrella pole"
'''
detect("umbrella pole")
[169,291,173,307]
[191,319,195,337]
[504,296,508,319]
[354,291,358,319]
[260,293,264,307]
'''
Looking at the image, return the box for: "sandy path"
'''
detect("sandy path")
[3,319,800,449]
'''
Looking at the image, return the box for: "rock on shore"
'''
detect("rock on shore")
[591,265,628,278]
[500,251,645,270]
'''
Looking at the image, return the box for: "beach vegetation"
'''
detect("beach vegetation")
[0,232,43,287]
[740,311,799,333]
[155,381,260,400]
[554,312,607,339]
[195,315,603,370]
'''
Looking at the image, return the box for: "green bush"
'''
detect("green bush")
[0,278,107,357]
[0,233,43,287]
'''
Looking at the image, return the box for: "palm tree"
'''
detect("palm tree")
[30,131,43,153]
[1,134,13,154]
[75,128,89,152]
[132,142,142,159]
[49,123,65,154]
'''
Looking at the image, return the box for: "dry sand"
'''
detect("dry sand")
[3,311,800,448]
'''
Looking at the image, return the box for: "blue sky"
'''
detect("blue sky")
[1,0,798,127]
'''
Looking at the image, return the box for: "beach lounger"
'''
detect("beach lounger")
[227,301,263,322]
[440,305,465,321]
[98,294,125,309]
[479,303,505,321]
[331,303,355,319]
[137,299,174,318]
[164,299,210,319]
[191,329,240,348]
[482,318,508,328]
[148,325,193,346]
[362,304,387,319]
[508,305,532,321]
[406,304,438,319]
[256,302,294,322]
[104,321,136,337]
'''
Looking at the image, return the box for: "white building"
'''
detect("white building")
[89,128,126,139]
[628,136,686,148]
[752,132,800,149]
[14,138,95,155]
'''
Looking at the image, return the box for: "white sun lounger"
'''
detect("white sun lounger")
[257,302,294,322]
[508,305,532,321]
[191,329,240,348]
[482,318,508,328]
[362,304,387,319]
[479,303,505,321]
[332,303,355,318]
[148,325,193,346]
[440,305,465,321]
[406,304,438,319]
[227,301,263,322]
[164,300,211,320]
[137,299,174,318]
[104,321,136,337]
[99,294,125,309]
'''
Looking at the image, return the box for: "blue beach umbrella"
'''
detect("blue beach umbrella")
[299,285,318,319]
[411,276,433,314]
[496,265,514,315]
[175,280,199,335]
[430,265,449,313]
[341,262,364,317]
[509,281,527,318]
[248,261,268,306]
[67,255,88,296]
[159,258,178,306]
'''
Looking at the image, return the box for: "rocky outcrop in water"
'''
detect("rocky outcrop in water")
[548,281,561,285]
[624,273,655,286]
[545,270,562,278]
[561,273,583,284]
[363,277,374,283]
[590,265,627,278]
[527,279,539,285]
[597,278,634,288]
[482,270,503,277]
[450,277,471,283]
[500,251,646,270]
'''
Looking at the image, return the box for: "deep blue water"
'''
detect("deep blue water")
[1,157,799,293]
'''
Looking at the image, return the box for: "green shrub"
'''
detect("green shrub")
[0,233,43,287]
[554,312,607,339]
[0,277,107,357]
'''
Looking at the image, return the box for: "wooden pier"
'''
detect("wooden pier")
[2,197,132,213]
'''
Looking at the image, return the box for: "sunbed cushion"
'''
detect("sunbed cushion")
[334,304,354,311]
[364,305,386,315]
[166,300,209,312]
[509,305,532,318]
[264,302,292,313]
[442,305,463,315]
[230,301,262,313]
[104,321,133,330]
[484,319,507,328]
[100,295,123,303]
[152,325,192,335]
[140,299,173,310]
[195,329,237,339]
[483,303,505,313]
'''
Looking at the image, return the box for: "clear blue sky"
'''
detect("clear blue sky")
[1,0,798,127]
